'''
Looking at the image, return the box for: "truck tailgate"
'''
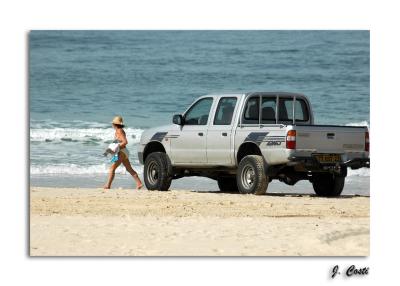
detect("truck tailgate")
[294,125,367,153]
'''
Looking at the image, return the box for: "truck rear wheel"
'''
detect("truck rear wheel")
[144,152,172,191]
[236,155,268,195]
[312,173,345,197]
[217,177,239,193]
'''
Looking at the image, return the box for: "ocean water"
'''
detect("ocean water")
[29,31,370,195]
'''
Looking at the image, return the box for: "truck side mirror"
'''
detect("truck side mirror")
[172,114,184,125]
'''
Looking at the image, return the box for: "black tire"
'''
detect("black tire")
[144,152,172,191]
[312,173,345,197]
[217,177,239,193]
[236,155,268,195]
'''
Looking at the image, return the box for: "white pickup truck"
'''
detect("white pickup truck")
[138,92,369,196]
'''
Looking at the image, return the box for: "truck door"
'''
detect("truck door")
[170,97,213,164]
[207,97,238,165]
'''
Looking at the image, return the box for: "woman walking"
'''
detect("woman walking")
[104,116,143,190]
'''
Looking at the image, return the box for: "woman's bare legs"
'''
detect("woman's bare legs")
[103,158,122,189]
[122,158,143,190]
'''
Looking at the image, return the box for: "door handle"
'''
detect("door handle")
[222,132,227,136]
[198,132,204,136]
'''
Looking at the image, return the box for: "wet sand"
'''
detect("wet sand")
[30,187,369,256]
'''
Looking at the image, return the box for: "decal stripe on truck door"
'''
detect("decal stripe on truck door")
[150,132,168,142]
[244,132,286,145]
[244,132,269,145]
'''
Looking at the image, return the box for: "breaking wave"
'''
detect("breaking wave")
[30,127,144,143]
[31,163,143,175]
[346,121,369,128]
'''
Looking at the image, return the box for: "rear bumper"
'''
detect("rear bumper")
[288,156,370,170]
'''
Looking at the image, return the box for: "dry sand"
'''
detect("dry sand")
[30,187,369,256]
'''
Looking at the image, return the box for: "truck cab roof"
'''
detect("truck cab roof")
[200,92,308,99]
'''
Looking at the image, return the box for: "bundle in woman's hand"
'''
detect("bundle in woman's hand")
[103,142,120,158]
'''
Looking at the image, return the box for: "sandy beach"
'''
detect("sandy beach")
[30,187,369,256]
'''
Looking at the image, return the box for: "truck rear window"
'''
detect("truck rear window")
[294,99,309,122]
[243,97,259,124]
[278,98,309,123]
[278,98,293,121]
[261,97,277,124]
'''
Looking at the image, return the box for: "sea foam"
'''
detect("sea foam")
[345,121,370,128]
[347,168,370,177]
[31,163,144,175]
[30,127,144,143]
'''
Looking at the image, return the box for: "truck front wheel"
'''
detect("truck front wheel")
[144,152,172,191]
[237,155,268,195]
[217,177,239,193]
[312,173,345,197]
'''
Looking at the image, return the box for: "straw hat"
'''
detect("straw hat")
[111,116,124,126]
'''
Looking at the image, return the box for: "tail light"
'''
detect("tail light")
[286,130,296,149]
[365,131,369,152]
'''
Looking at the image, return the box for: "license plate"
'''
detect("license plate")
[314,154,342,163]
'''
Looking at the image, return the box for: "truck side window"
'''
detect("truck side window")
[278,98,293,122]
[261,97,277,124]
[184,97,213,125]
[294,99,309,122]
[242,97,260,124]
[214,97,237,125]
